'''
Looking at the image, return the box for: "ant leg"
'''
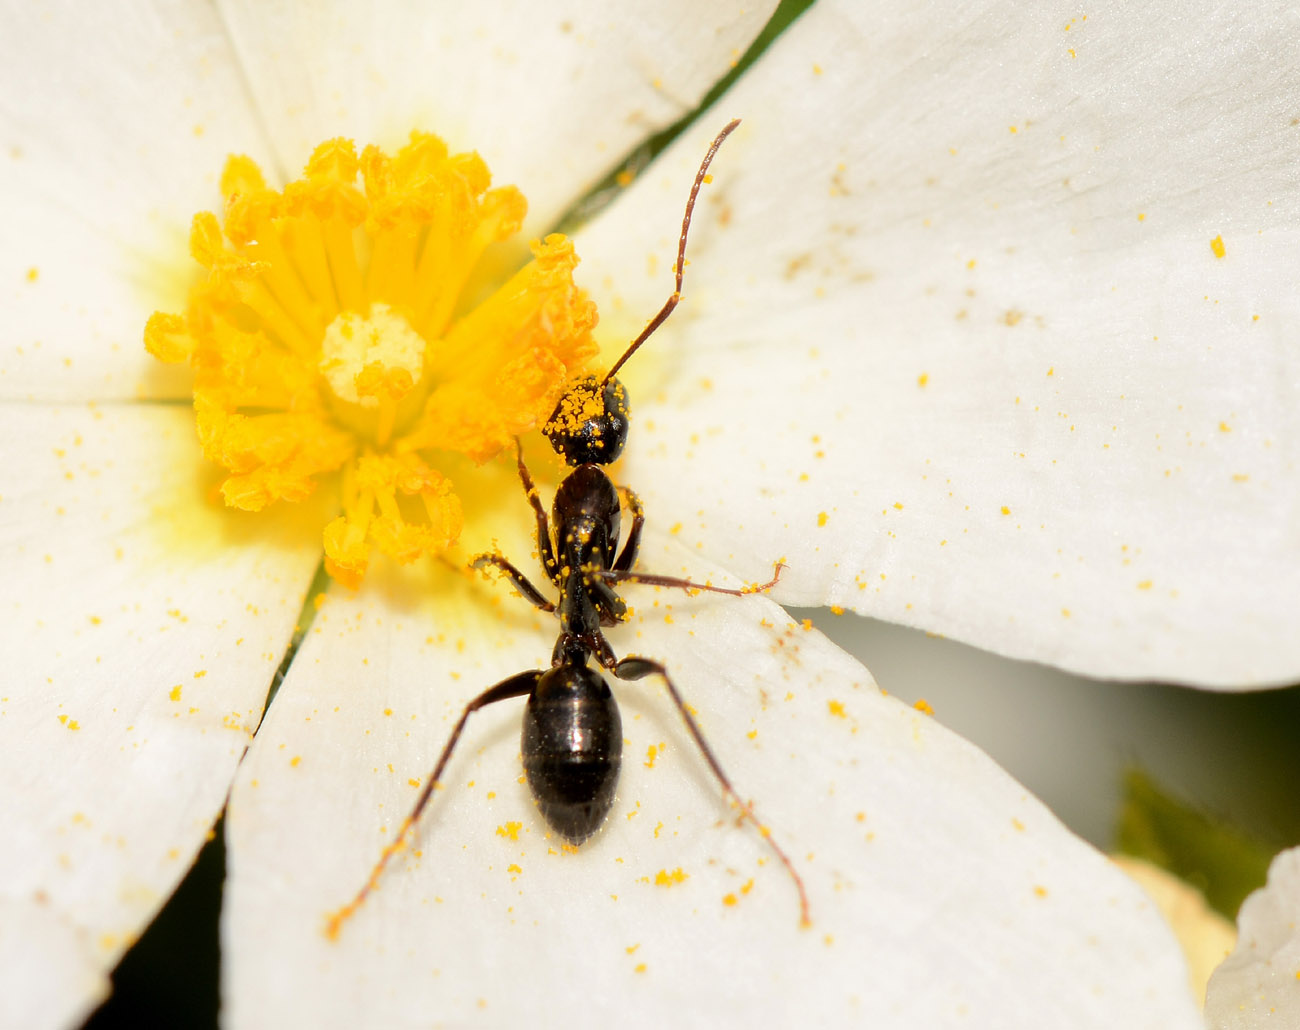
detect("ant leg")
[325,670,540,940]
[614,655,811,928]
[512,438,559,584]
[612,486,645,573]
[471,553,556,613]
[597,561,785,598]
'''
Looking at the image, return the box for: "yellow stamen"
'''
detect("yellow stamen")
[147,132,597,583]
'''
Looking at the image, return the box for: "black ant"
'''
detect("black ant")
[327,119,810,938]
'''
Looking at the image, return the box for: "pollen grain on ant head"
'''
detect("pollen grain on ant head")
[145,133,599,586]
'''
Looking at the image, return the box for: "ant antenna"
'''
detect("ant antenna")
[601,118,741,386]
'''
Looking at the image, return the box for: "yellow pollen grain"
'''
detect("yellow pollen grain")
[1137,580,1153,590]
[817,511,829,527]
[290,755,301,768]
[917,373,929,387]
[1001,506,1011,515]
[26,267,39,282]
[496,821,522,841]
[1219,421,1232,433]
[654,868,688,886]
[913,699,935,716]
[169,686,182,702]
[1210,235,1226,258]
[827,700,847,719]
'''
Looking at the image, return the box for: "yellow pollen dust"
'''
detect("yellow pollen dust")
[145,134,598,586]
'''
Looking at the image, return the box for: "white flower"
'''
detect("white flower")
[2,1,1294,1027]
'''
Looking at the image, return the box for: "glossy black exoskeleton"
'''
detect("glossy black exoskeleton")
[330,120,810,935]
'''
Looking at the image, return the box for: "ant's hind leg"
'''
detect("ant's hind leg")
[614,655,811,928]
[326,670,540,939]
[597,561,785,598]
[471,553,556,613]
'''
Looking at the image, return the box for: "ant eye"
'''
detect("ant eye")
[543,375,630,466]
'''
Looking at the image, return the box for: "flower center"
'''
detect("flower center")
[145,134,599,586]
[318,304,427,445]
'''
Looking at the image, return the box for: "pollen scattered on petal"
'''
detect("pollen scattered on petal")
[146,133,596,583]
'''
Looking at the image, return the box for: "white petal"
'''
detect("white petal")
[574,0,1300,686]
[0,897,107,1030]
[0,2,281,402]
[1205,846,1300,1028]
[0,404,322,1028]
[224,535,1199,1028]
[214,0,777,235]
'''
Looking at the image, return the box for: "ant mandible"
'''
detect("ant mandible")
[327,119,810,938]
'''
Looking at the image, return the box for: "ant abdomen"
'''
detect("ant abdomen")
[521,663,623,844]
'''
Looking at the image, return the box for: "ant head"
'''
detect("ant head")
[543,374,630,467]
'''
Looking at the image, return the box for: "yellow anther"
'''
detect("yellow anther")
[143,312,194,364]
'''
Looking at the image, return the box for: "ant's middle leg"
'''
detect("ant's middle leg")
[613,653,811,927]
[596,561,785,598]
[326,670,540,939]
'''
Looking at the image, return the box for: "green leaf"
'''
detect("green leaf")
[1116,767,1278,919]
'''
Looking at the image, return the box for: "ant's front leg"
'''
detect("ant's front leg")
[470,554,555,613]
[612,485,645,573]
[512,438,560,585]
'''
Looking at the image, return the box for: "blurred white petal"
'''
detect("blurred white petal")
[1205,846,1300,1028]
